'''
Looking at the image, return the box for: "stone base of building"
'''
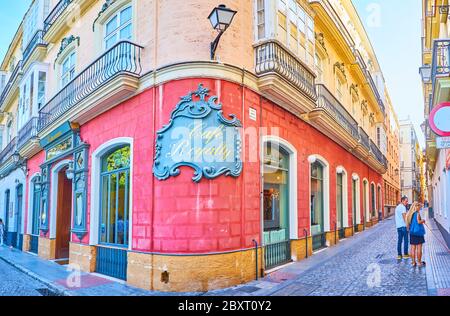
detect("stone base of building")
[38,237,56,260]
[325,231,338,247]
[127,248,262,293]
[291,237,313,260]
[344,227,353,238]
[22,234,31,252]
[69,243,97,272]
[358,224,364,232]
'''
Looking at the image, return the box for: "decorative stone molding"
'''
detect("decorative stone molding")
[369,113,375,125]
[93,0,117,31]
[315,32,327,53]
[361,100,369,115]
[56,35,80,60]
[334,62,347,81]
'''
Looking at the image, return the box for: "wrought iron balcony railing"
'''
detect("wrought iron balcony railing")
[38,40,143,130]
[17,117,39,149]
[0,60,22,106]
[22,30,47,63]
[353,49,385,115]
[316,84,359,140]
[431,39,450,87]
[370,140,387,167]
[0,138,17,165]
[255,40,317,100]
[44,0,73,33]
[359,127,370,151]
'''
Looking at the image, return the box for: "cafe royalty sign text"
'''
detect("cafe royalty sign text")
[153,84,243,182]
[429,102,450,137]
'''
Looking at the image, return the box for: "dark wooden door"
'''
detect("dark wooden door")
[56,168,72,259]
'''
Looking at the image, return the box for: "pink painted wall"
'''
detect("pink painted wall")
[24,78,384,255]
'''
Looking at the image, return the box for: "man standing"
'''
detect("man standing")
[395,196,409,260]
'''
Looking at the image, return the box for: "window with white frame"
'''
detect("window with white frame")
[104,6,132,50]
[61,51,76,88]
[23,1,38,47]
[37,71,46,109]
[256,0,315,68]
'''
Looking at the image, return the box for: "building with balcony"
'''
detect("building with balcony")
[0,0,394,292]
[420,0,450,247]
[383,92,401,218]
[399,119,423,203]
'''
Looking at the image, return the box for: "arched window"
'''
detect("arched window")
[371,183,376,218]
[99,145,131,246]
[311,161,326,250]
[31,177,41,236]
[263,143,289,241]
[336,172,344,238]
[61,51,76,87]
[104,5,132,50]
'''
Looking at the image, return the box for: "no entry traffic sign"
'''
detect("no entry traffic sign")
[429,102,450,137]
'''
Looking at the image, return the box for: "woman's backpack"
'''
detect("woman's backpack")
[410,212,425,236]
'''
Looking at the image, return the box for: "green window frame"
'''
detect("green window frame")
[31,177,41,236]
[311,162,324,235]
[99,145,130,247]
[336,173,343,230]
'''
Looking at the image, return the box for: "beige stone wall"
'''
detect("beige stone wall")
[127,248,262,293]
[291,237,313,260]
[69,242,97,272]
[38,237,56,260]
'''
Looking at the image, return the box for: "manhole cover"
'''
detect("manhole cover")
[238,286,261,293]
[36,288,59,296]
[378,258,399,265]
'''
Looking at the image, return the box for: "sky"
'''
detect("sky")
[0,0,425,147]
[353,0,425,148]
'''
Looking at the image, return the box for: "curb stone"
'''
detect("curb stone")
[0,251,71,296]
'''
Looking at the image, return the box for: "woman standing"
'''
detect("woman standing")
[406,202,426,267]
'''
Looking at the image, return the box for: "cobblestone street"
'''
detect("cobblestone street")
[0,249,54,296]
[206,217,433,296]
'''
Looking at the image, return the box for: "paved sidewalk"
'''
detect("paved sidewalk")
[205,216,448,296]
[423,212,450,296]
[0,246,176,296]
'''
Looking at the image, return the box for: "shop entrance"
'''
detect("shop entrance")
[55,167,72,260]
[263,143,291,270]
[14,185,23,250]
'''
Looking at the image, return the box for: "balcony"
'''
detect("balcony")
[0,61,22,110]
[38,41,143,133]
[354,50,385,116]
[255,40,317,117]
[370,140,388,170]
[17,117,40,158]
[308,84,359,149]
[0,138,17,166]
[22,30,47,68]
[431,39,450,105]
[43,0,96,43]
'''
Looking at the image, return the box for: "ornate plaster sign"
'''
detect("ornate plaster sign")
[430,102,450,137]
[153,84,242,182]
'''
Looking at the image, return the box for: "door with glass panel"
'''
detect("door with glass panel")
[97,145,130,280]
[311,162,326,250]
[336,173,345,239]
[263,143,291,269]
[30,178,41,254]
[352,179,358,233]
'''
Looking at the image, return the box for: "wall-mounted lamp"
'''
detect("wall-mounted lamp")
[208,4,237,60]
[12,151,27,175]
[419,65,432,84]
[336,166,344,174]
[352,174,359,181]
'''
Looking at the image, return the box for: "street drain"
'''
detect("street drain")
[36,288,59,296]
[239,286,261,293]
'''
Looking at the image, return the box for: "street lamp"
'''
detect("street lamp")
[208,4,237,60]
[66,161,75,180]
[419,65,432,84]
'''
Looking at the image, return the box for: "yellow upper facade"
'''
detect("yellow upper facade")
[0,0,395,173]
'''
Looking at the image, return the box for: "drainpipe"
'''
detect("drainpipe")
[253,239,258,280]
[304,229,308,258]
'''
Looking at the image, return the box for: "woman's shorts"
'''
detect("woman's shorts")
[410,234,425,245]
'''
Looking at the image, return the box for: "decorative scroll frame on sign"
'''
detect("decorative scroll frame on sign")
[153,84,243,183]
